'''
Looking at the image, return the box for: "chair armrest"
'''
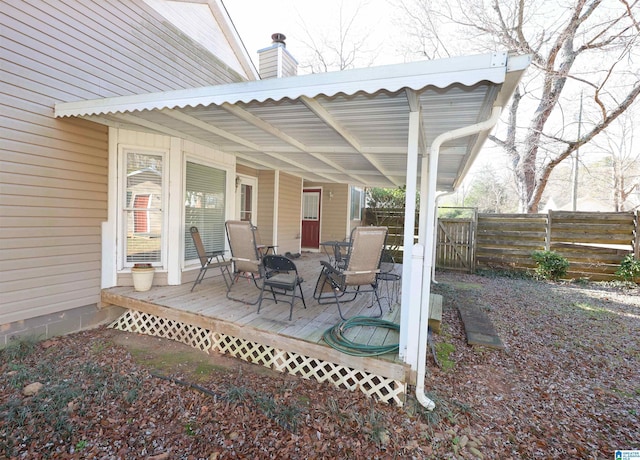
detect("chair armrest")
[343,269,380,275]
[320,260,340,275]
[232,256,260,264]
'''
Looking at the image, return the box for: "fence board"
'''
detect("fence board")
[365,208,638,281]
[476,211,637,280]
[436,218,474,271]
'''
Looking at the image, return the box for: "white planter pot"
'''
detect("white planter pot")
[132,267,155,292]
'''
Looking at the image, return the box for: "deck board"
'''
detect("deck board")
[103,252,414,383]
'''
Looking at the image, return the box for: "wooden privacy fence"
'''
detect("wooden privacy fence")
[436,217,476,272]
[468,210,638,281]
[367,208,639,281]
[364,208,416,261]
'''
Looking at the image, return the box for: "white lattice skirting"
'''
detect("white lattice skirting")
[109,309,405,405]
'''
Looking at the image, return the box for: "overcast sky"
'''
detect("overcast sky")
[222,0,403,72]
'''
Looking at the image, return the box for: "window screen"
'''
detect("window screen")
[184,162,226,261]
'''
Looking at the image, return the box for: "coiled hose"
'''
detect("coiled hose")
[322,316,400,357]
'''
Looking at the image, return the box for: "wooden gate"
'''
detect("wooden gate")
[436,218,475,272]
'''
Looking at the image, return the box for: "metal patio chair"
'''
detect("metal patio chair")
[225,220,264,304]
[189,226,232,292]
[377,250,401,310]
[313,226,388,320]
[258,254,307,320]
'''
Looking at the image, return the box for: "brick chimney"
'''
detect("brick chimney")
[257,33,298,79]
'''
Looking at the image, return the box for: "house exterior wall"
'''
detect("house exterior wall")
[277,173,303,254]
[112,131,236,288]
[257,170,276,247]
[305,182,351,242]
[1,0,251,343]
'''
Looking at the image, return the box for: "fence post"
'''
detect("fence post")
[471,209,477,273]
[635,210,639,259]
[545,210,552,251]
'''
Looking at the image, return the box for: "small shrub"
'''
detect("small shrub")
[616,254,640,282]
[531,250,569,281]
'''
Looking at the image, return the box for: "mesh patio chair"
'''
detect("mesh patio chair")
[189,226,232,292]
[253,226,277,256]
[258,255,307,320]
[313,226,388,320]
[225,220,264,304]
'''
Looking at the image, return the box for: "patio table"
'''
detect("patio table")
[319,240,350,268]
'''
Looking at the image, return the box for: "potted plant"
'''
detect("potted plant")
[131,263,155,292]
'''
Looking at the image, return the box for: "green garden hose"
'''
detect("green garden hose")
[322,316,400,357]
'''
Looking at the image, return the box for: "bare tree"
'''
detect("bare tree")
[296,1,380,72]
[398,0,640,212]
[592,111,640,210]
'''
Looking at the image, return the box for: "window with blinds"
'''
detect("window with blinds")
[184,162,226,262]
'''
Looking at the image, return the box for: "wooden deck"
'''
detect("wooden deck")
[102,252,410,404]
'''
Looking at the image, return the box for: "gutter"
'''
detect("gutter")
[415,106,503,411]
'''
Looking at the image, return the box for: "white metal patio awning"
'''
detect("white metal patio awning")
[55,51,530,190]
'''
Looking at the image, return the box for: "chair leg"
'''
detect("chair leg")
[371,285,383,318]
[227,273,263,305]
[288,294,295,321]
[298,281,307,309]
[191,267,207,292]
[219,264,232,290]
[333,288,348,320]
[257,281,268,314]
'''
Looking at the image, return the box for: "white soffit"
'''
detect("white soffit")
[55,52,530,190]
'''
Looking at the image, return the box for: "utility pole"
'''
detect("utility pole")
[571,92,583,211]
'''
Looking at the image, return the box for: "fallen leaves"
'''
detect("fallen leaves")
[1,273,638,458]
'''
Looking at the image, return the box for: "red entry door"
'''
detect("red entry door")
[301,189,321,248]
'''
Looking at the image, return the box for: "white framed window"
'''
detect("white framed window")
[303,191,320,220]
[122,150,165,267]
[122,150,165,266]
[350,186,364,220]
[235,175,257,223]
[184,161,226,262]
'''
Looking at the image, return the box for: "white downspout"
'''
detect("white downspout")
[415,106,503,411]
[431,191,455,282]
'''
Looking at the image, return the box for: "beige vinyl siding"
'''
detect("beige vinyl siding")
[0,112,107,324]
[258,47,280,79]
[2,1,246,100]
[143,0,251,79]
[257,170,276,246]
[324,185,350,241]
[281,50,298,78]
[277,173,303,254]
[236,164,259,177]
[258,45,297,79]
[1,0,250,326]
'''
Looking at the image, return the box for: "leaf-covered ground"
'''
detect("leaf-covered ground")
[1,271,638,459]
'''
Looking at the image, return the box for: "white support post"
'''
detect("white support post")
[399,110,421,366]
[167,137,183,285]
[101,128,118,288]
